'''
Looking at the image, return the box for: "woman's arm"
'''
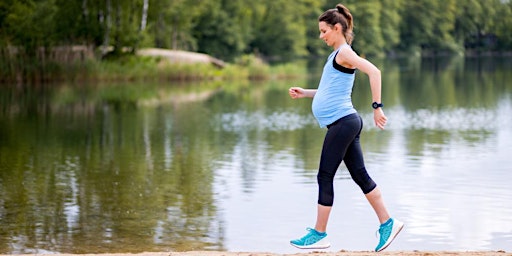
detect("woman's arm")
[289,87,317,99]
[336,48,388,130]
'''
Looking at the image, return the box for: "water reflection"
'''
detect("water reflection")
[217,110,316,132]
[0,56,511,253]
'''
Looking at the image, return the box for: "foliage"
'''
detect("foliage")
[1,0,512,82]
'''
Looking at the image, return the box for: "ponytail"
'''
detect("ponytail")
[336,4,353,44]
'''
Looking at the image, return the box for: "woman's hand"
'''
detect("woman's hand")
[373,108,388,130]
[288,87,305,99]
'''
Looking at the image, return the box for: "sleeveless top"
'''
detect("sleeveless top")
[312,44,357,128]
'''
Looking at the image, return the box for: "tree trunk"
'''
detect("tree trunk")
[82,0,88,20]
[133,0,149,52]
[114,0,121,53]
[140,0,148,31]
[102,0,112,57]
[82,0,89,44]
[172,16,178,49]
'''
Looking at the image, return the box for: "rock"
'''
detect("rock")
[137,48,225,68]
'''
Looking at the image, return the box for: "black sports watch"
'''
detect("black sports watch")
[372,102,383,109]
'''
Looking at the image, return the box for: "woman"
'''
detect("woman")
[288,3,403,252]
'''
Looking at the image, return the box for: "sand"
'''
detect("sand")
[3,251,510,256]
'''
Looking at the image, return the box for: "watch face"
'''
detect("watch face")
[372,102,378,108]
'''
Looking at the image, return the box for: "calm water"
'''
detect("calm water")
[0,56,511,254]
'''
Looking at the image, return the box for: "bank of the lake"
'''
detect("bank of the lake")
[1,251,510,256]
[3,46,512,85]
[0,48,307,84]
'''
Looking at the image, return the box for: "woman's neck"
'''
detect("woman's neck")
[332,38,348,50]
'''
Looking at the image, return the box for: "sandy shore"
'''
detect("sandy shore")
[3,251,510,256]
[166,251,509,256]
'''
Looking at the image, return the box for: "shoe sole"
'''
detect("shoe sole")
[290,241,331,249]
[376,221,404,252]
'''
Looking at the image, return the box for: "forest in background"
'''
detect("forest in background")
[1,0,512,83]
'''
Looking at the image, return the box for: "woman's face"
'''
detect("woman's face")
[318,21,340,48]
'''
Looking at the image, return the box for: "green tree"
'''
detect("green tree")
[101,0,147,55]
[304,1,328,58]
[2,0,512,76]
[454,0,483,47]
[430,0,458,52]
[3,0,57,50]
[347,0,385,56]
[192,1,252,61]
[248,0,312,61]
[52,0,92,45]
[399,0,459,54]
[147,0,203,51]
[494,0,512,50]
[379,0,404,54]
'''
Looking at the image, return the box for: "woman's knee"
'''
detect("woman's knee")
[349,167,377,194]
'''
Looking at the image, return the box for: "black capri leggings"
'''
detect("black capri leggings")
[317,113,377,206]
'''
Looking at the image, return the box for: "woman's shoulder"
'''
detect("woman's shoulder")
[337,43,357,59]
[334,44,357,71]
[330,44,352,59]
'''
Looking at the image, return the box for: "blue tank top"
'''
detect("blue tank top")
[312,44,357,128]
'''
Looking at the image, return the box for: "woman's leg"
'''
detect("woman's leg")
[315,189,392,231]
[342,115,390,224]
[291,115,361,249]
[316,114,362,231]
[315,204,332,232]
[365,186,390,224]
[343,115,404,251]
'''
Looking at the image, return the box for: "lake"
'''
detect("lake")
[0,56,511,254]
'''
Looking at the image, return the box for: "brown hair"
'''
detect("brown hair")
[318,4,354,45]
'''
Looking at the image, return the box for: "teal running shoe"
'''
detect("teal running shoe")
[290,228,330,249]
[375,218,404,252]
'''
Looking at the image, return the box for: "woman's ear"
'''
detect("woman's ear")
[334,23,343,33]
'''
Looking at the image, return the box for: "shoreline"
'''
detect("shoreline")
[2,251,510,256]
